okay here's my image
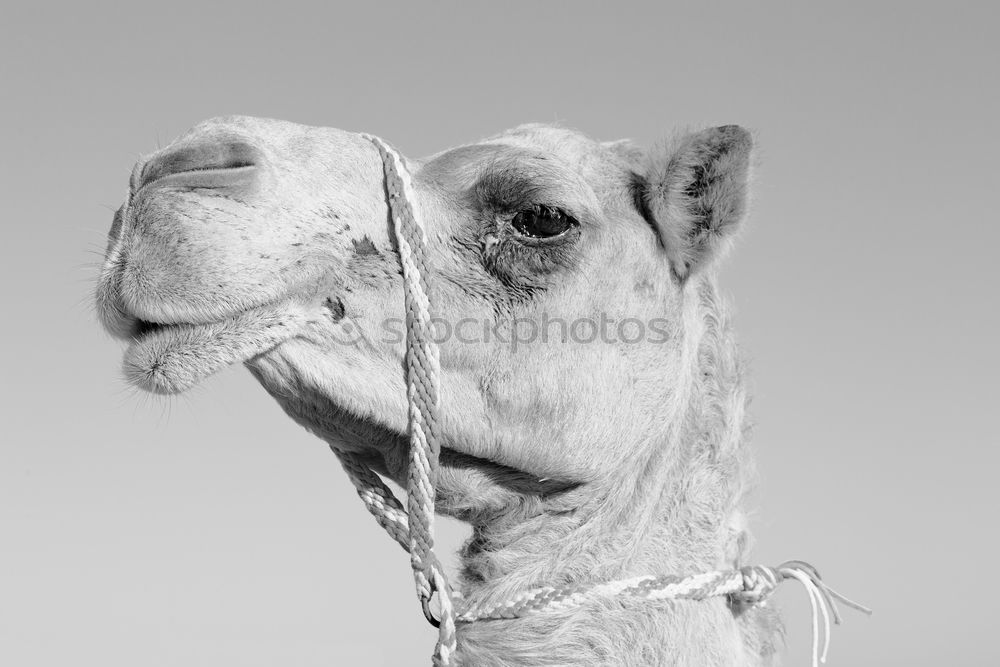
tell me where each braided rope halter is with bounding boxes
[328,134,870,667]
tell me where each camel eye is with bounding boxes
[511,205,577,239]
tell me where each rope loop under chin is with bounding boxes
[327,133,870,667]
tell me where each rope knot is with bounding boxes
[735,564,781,605]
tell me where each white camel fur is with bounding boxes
[98,116,784,665]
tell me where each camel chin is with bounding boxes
[121,302,312,394]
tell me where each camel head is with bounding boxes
[97,116,753,522]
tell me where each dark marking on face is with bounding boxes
[323,296,346,322]
[352,235,380,257]
[634,279,656,298]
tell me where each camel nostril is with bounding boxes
[139,139,260,190]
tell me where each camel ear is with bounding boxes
[643,125,753,279]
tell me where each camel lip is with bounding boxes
[122,302,311,395]
[112,290,289,335]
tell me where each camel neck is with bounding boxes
[451,282,776,665]
[458,442,734,589]
[451,445,760,666]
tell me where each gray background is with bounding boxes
[2,2,996,665]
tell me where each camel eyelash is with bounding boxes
[474,161,580,216]
[478,177,545,213]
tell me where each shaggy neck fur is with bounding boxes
[450,280,780,667]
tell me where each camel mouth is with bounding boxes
[122,302,312,395]
[133,318,167,339]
